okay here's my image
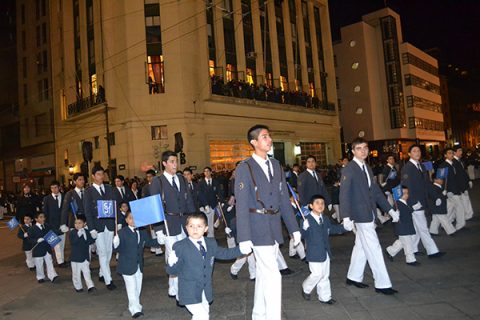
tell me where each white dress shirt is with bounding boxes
[252,153,273,182]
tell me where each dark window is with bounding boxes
[94,136,100,149]
[145,1,164,93]
[42,23,47,44]
[108,132,115,146]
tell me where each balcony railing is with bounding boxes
[67,93,105,118]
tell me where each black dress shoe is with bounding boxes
[384,249,394,262]
[106,282,117,290]
[75,288,84,293]
[99,276,105,283]
[29,267,35,271]
[375,287,398,295]
[429,233,439,237]
[38,279,45,283]
[406,261,421,266]
[51,276,59,283]
[132,312,144,319]
[168,294,176,299]
[280,268,295,276]
[428,251,446,258]
[301,288,311,301]
[155,252,164,257]
[290,254,300,260]
[414,251,425,256]
[320,299,336,305]
[250,278,255,282]
[346,278,369,288]
[88,287,96,293]
[230,272,238,280]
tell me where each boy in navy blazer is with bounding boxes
[113,211,161,319]
[17,215,35,270]
[28,212,59,283]
[167,212,249,319]
[70,216,96,293]
[385,186,419,266]
[43,180,67,267]
[428,178,456,236]
[301,195,348,304]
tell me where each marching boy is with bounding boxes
[28,212,59,283]
[428,178,456,236]
[166,212,250,319]
[17,215,35,270]
[301,195,348,304]
[70,216,96,292]
[113,211,161,319]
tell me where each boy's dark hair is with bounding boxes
[50,180,60,187]
[186,212,208,225]
[386,154,395,161]
[309,194,325,205]
[306,155,316,162]
[444,147,454,155]
[119,201,129,207]
[408,144,421,153]
[351,137,368,149]
[452,145,462,152]
[35,212,45,219]
[247,124,270,147]
[146,169,156,176]
[183,167,193,174]
[75,215,87,223]
[73,173,85,181]
[204,166,212,172]
[401,185,409,190]
[162,150,177,163]
[92,165,104,175]
[115,175,125,181]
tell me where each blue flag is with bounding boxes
[129,195,165,228]
[422,161,433,171]
[387,170,397,180]
[7,217,19,231]
[436,167,448,180]
[97,200,116,218]
[70,200,79,215]
[214,205,223,219]
[298,205,310,217]
[392,185,403,201]
[287,182,298,201]
[45,230,62,248]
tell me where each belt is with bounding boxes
[165,212,185,216]
[249,208,279,215]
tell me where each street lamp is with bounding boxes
[68,165,75,176]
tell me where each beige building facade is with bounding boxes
[50,0,341,181]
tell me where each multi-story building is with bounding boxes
[334,8,445,160]
[50,0,341,182]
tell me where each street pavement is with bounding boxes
[1,183,480,320]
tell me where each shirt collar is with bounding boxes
[252,153,269,167]
[306,168,316,175]
[74,187,83,193]
[399,199,408,205]
[453,156,460,161]
[311,213,323,224]
[387,163,394,168]
[352,157,365,168]
[409,158,420,166]
[189,236,205,248]
[163,171,175,181]
[36,223,43,228]
[128,225,136,232]
[434,183,442,188]
[445,159,453,165]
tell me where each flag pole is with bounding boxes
[19,224,26,233]
[216,202,229,228]
[287,182,306,221]
[114,200,118,236]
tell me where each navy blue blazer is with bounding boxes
[166,237,241,305]
[427,184,447,215]
[394,200,415,236]
[234,157,300,245]
[339,160,392,223]
[69,229,95,262]
[27,223,52,257]
[301,214,345,262]
[400,161,432,209]
[437,161,463,195]
[17,224,33,251]
[453,158,469,192]
[113,186,136,207]
[116,227,159,275]
[149,174,196,236]
[298,170,332,207]
[197,178,223,208]
[84,184,116,233]
[43,193,65,235]
[186,180,200,211]
[381,164,400,192]
[288,172,298,189]
[61,189,85,228]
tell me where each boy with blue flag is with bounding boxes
[17,215,35,270]
[70,215,96,293]
[428,177,456,236]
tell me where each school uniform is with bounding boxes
[301,213,345,302]
[229,216,256,280]
[28,223,58,281]
[115,226,160,316]
[235,154,300,320]
[381,164,400,205]
[401,159,440,255]
[198,177,223,238]
[149,172,196,297]
[339,157,395,290]
[428,183,456,235]
[61,187,85,229]
[43,193,66,265]
[17,223,35,269]
[438,160,467,230]
[186,180,200,212]
[298,169,332,207]
[113,185,136,207]
[454,156,474,220]
[166,236,241,319]
[84,183,116,286]
[386,200,417,263]
[70,228,95,290]
[131,188,141,200]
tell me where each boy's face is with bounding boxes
[186,217,208,240]
[183,171,193,182]
[409,147,421,161]
[92,170,105,184]
[251,129,272,154]
[50,185,59,194]
[306,158,316,170]
[401,188,409,200]
[309,198,325,215]
[125,214,135,227]
[120,203,129,212]
[115,178,124,187]
[387,156,395,165]
[74,219,85,230]
[163,156,178,175]
[203,168,212,179]
[24,216,32,225]
[35,214,46,225]
[352,143,369,161]
[445,150,454,161]
[75,176,85,188]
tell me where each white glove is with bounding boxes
[412,201,422,211]
[342,218,354,231]
[381,182,387,187]
[469,181,473,189]
[447,192,454,199]
[435,199,442,206]
[156,230,166,245]
[168,250,179,266]
[205,205,211,212]
[60,224,69,233]
[199,207,206,213]
[117,224,122,231]
[165,236,174,252]
[239,241,253,255]
[384,191,391,196]
[442,190,447,196]
[302,219,310,231]
[328,204,333,211]
[388,209,400,223]
[37,238,44,243]
[292,231,301,246]
[227,205,233,212]
[23,232,29,238]
[113,235,120,248]
[224,227,232,236]
[90,230,98,239]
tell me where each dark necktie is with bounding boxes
[313,171,319,183]
[80,190,83,199]
[100,186,105,197]
[198,241,206,259]
[189,183,193,192]
[54,195,59,208]
[207,179,211,187]
[172,176,179,192]
[121,187,125,198]
[266,160,273,182]
[416,163,422,172]
[362,164,370,187]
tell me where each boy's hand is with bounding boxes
[168,250,178,266]
[292,231,301,246]
[23,232,29,238]
[224,227,232,236]
[388,209,400,223]
[60,225,69,233]
[328,204,333,211]
[302,220,310,231]
[113,235,120,248]
[435,199,442,206]
[239,241,253,254]
[90,230,98,239]
[156,230,166,245]
[342,218,354,231]
[117,224,122,231]
[37,238,44,243]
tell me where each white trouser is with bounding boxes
[252,243,282,320]
[347,222,392,289]
[185,290,210,320]
[71,260,94,290]
[165,232,186,297]
[53,233,66,264]
[34,252,58,281]
[231,253,256,279]
[333,205,341,223]
[289,238,306,259]
[25,250,35,268]
[412,210,439,255]
[386,235,416,263]
[302,257,331,302]
[96,226,114,285]
[204,207,215,238]
[150,228,163,254]
[122,267,143,316]
[276,250,288,270]
[447,195,466,230]
[429,214,456,235]
[376,208,391,224]
[462,191,474,220]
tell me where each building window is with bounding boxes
[336,77,339,89]
[145,2,164,94]
[337,99,342,111]
[151,125,167,140]
[406,95,442,112]
[38,80,43,101]
[209,140,252,171]
[43,78,49,100]
[36,26,41,47]
[94,136,100,149]
[41,0,46,17]
[404,74,440,94]
[408,117,443,131]
[42,23,47,44]
[402,52,438,76]
[42,50,48,72]
[299,142,327,166]
[108,132,115,146]
[21,4,26,24]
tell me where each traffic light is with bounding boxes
[180,152,186,165]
